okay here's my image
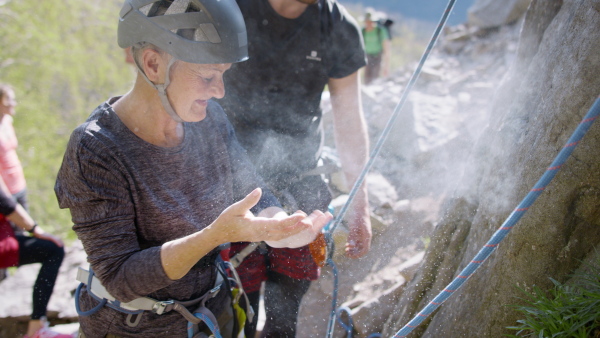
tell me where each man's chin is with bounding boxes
[296,0,319,5]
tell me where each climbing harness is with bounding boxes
[75,266,223,328]
[229,242,262,268]
[75,248,254,338]
[323,0,458,337]
[187,258,250,338]
[391,97,600,337]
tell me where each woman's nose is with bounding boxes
[211,77,226,99]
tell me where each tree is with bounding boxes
[0,0,132,238]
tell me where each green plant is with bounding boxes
[420,236,431,249]
[506,266,600,337]
[0,0,133,241]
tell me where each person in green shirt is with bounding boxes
[362,10,391,84]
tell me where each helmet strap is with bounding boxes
[134,55,185,123]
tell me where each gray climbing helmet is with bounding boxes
[118,0,248,64]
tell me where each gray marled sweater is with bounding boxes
[55,97,278,337]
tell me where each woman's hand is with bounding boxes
[212,188,318,244]
[266,209,333,248]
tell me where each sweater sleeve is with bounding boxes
[55,128,174,302]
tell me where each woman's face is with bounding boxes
[0,88,17,117]
[166,61,231,122]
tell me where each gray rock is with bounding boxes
[382,0,600,336]
[468,0,532,28]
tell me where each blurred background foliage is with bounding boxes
[0,0,429,242]
[0,0,133,240]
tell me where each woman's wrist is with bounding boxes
[27,223,38,234]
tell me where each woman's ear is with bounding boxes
[141,48,165,84]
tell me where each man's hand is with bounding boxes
[345,204,371,258]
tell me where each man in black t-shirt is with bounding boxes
[218,0,372,336]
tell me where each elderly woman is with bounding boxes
[54,0,331,337]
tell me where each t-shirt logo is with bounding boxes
[306,50,322,61]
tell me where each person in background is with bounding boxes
[362,9,391,85]
[54,0,331,337]
[0,84,68,338]
[218,0,372,336]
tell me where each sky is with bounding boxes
[344,0,477,26]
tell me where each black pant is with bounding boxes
[243,271,311,338]
[12,190,65,320]
[17,235,65,319]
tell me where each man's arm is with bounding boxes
[328,71,372,258]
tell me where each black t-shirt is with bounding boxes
[219,0,366,187]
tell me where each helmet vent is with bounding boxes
[164,0,191,15]
[140,3,153,16]
[197,24,221,43]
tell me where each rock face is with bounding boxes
[468,0,532,28]
[382,0,600,337]
[299,0,599,337]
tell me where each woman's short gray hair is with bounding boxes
[130,41,161,68]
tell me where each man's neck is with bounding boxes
[267,0,309,19]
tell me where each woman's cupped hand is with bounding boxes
[213,188,332,247]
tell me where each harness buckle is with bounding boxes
[208,283,221,297]
[152,300,174,315]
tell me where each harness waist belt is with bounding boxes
[76,267,222,315]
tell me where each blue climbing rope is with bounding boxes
[325,233,340,338]
[392,96,600,337]
[187,311,223,338]
[323,1,456,337]
[336,305,354,338]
